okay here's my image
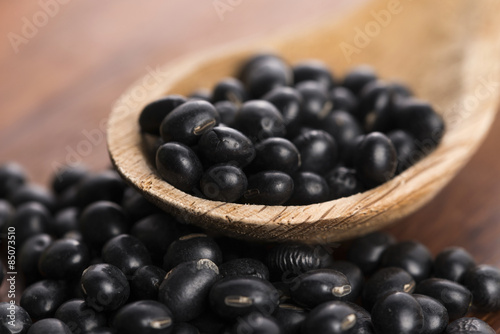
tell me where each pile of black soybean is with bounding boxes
[139,54,445,205]
[1,161,500,334]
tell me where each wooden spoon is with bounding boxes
[108,0,500,244]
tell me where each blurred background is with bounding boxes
[0,0,363,184]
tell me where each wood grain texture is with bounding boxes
[108,0,500,243]
[1,0,500,330]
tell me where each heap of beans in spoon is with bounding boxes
[139,54,445,205]
[0,162,499,333]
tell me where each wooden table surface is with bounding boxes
[1,0,499,331]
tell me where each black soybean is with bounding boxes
[293,130,337,175]
[445,317,495,334]
[295,81,331,126]
[273,304,307,334]
[327,261,364,302]
[9,184,56,212]
[198,127,255,167]
[0,162,27,198]
[55,299,107,333]
[156,142,203,193]
[160,100,219,145]
[371,292,424,334]
[163,234,222,271]
[130,265,167,300]
[415,278,472,320]
[342,65,377,96]
[80,264,130,312]
[462,265,500,312]
[362,267,416,311]
[26,318,72,334]
[329,87,358,114]
[139,95,187,135]
[287,172,329,205]
[321,110,363,148]
[158,259,220,322]
[346,231,395,275]
[380,240,433,282]
[7,201,52,246]
[413,294,449,334]
[289,269,351,309]
[263,86,302,136]
[233,100,286,142]
[344,302,374,334]
[209,276,279,318]
[293,61,335,89]
[354,132,397,188]
[231,312,283,334]
[434,247,476,282]
[214,101,238,126]
[242,55,292,98]
[19,234,53,282]
[0,302,32,334]
[200,165,247,202]
[20,279,69,319]
[249,137,300,174]
[51,164,89,195]
[112,300,174,334]
[102,234,152,277]
[38,238,90,279]
[325,167,363,200]
[243,171,293,205]
[172,323,200,334]
[302,301,357,334]
[51,207,79,238]
[74,171,126,208]
[211,78,247,105]
[387,129,418,174]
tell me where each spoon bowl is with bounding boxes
[108,0,500,243]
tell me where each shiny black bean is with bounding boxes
[113,300,174,334]
[158,259,220,322]
[387,129,418,174]
[364,89,399,133]
[329,87,358,114]
[139,95,187,135]
[287,172,329,205]
[55,299,107,334]
[413,294,449,334]
[51,164,89,195]
[121,188,162,223]
[344,302,374,334]
[19,234,53,283]
[160,100,219,145]
[293,130,337,175]
[80,264,130,312]
[163,234,222,271]
[395,98,445,150]
[295,81,331,126]
[131,213,180,261]
[200,165,248,203]
[380,241,433,282]
[51,207,79,238]
[321,110,363,148]
[20,279,69,319]
[445,317,495,334]
[327,261,364,302]
[209,276,279,318]
[85,327,117,334]
[289,269,351,309]
[171,323,200,334]
[229,313,281,334]
[273,304,307,334]
[233,100,286,142]
[371,292,424,334]
[434,247,476,283]
[156,142,203,193]
[130,265,167,300]
[188,89,211,102]
[325,167,363,200]
[357,80,390,122]
[266,243,334,280]
[249,137,300,174]
[263,86,303,136]
[243,171,293,205]
[7,202,52,246]
[187,310,226,334]
[214,101,238,126]
[346,231,396,275]
[102,234,152,277]
[342,65,377,96]
[212,78,247,105]
[38,238,90,279]
[0,302,32,334]
[0,162,27,198]
[0,200,13,234]
[354,132,397,188]
[242,56,292,98]
[198,127,255,167]
[293,61,335,89]
[415,278,472,320]
[75,171,126,208]
[79,201,129,248]
[302,301,357,334]
[219,258,269,280]
[27,318,72,334]
[9,184,56,212]
[362,267,416,311]
[462,265,500,312]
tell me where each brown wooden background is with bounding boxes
[0,0,499,331]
